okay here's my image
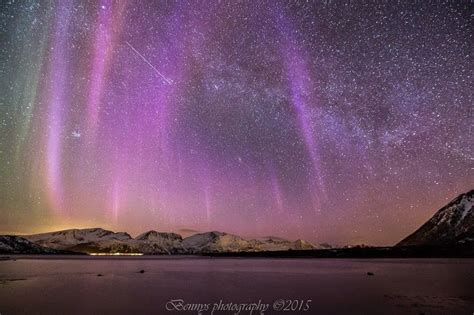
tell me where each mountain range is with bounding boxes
[0,228,317,255]
[1,189,472,255]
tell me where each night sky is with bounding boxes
[0,0,472,245]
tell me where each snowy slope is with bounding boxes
[182,231,251,253]
[250,236,316,251]
[182,232,316,253]
[134,231,185,254]
[398,190,474,246]
[24,228,133,250]
[0,236,64,254]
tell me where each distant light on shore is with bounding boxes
[88,253,143,256]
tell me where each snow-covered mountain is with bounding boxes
[14,228,316,254]
[22,228,146,254]
[136,231,182,242]
[251,236,316,251]
[182,232,316,253]
[23,228,133,249]
[134,231,185,254]
[0,236,66,254]
[398,190,474,246]
[182,231,252,253]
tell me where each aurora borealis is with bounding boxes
[0,0,472,245]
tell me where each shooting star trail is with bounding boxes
[125,41,173,85]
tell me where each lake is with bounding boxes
[0,257,473,314]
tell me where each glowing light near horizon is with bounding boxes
[89,253,144,256]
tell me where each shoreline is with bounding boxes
[2,245,474,260]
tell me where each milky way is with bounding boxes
[0,0,472,245]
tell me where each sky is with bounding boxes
[0,0,472,246]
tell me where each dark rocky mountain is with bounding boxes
[398,190,473,246]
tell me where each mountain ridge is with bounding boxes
[397,190,474,246]
[2,228,319,255]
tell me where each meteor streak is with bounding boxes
[125,41,173,85]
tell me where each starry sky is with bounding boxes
[0,0,472,245]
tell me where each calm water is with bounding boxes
[0,257,473,315]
